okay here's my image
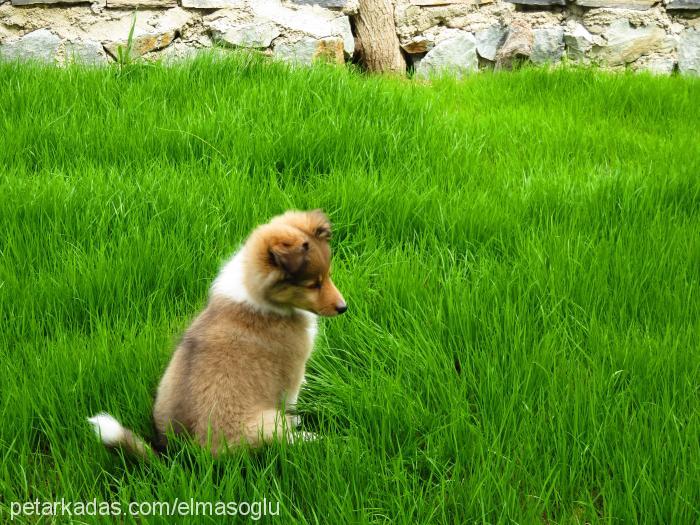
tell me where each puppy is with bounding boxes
[89,210,346,457]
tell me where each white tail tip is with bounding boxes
[87,412,125,447]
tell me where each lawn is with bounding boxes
[1,55,699,523]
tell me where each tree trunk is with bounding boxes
[351,0,406,74]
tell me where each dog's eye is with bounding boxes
[307,281,322,290]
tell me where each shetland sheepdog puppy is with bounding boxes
[89,209,346,457]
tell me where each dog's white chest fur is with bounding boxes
[300,310,319,347]
[212,249,319,348]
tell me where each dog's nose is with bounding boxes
[335,303,347,315]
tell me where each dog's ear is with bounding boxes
[309,209,332,241]
[269,239,309,275]
[314,224,331,241]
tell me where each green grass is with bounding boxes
[1,55,699,524]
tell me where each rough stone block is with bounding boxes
[667,0,700,9]
[209,21,281,49]
[274,37,345,64]
[290,0,349,7]
[64,40,109,65]
[250,0,354,55]
[576,0,655,9]
[564,22,593,62]
[636,56,676,74]
[0,28,60,63]
[531,27,564,64]
[591,20,666,66]
[476,25,506,62]
[496,20,533,69]
[106,0,176,7]
[504,0,565,6]
[396,3,483,41]
[415,31,478,79]
[181,0,245,8]
[401,36,433,54]
[332,16,354,55]
[678,29,700,76]
[104,32,176,59]
[11,0,84,5]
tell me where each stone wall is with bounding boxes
[399,0,700,76]
[0,0,698,75]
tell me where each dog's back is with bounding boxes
[154,297,316,451]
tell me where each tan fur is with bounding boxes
[120,428,152,458]
[150,209,346,454]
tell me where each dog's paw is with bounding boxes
[288,430,318,444]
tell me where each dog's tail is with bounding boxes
[87,412,156,460]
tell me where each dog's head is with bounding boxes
[246,210,346,317]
